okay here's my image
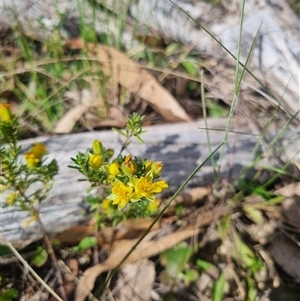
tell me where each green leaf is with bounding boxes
[165,43,181,56]
[31,246,48,267]
[161,244,194,278]
[181,60,198,76]
[243,205,264,224]
[0,245,11,257]
[73,236,97,253]
[0,288,19,301]
[183,269,199,285]
[206,99,229,117]
[212,271,225,301]
[134,135,144,144]
[112,128,126,137]
[196,259,213,272]
[231,228,263,272]
[253,186,272,200]
[246,277,258,301]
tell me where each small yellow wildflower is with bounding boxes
[89,154,102,169]
[0,103,12,122]
[30,143,46,159]
[108,162,120,176]
[101,198,116,216]
[132,176,168,202]
[101,198,113,210]
[108,181,133,210]
[147,199,161,213]
[24,153,40,169]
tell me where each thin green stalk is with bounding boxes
[217,0,247,177]
[167,0,293,118]
[200,70,218,179]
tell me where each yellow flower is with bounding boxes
[147,199,161,213]
[108,162,120,176]
[101,198,113,210]
[108,181,133,210]
[24,152,40,169]
[132,176,168,202]
[101,198,116,215]
[145,160,164,178]
[0,103,12,122]
[30,143,46,159]
[89,154,102,169]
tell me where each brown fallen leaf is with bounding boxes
[274,182,300,198]
[54,103,91,133]
[282,198,300,228]
[115,259,155,301]
[84,107,127,129]
[267,231,300,282]
[75,227,200,301]
[66,39,191,123]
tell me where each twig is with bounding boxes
[0,236,64,301]
[34,209,68,301]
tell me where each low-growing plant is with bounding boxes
[69,113,168,228]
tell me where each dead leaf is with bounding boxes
[53,89,96,134]
[75,227,199,301]
[66,39,191,123]
[85,107,127,129]
[53,104,91,134]
[267,232,300,282]
[275,182,300,198]
[282,198,300,228]
[115,259,155,301]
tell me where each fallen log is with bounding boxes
[1,118,299,249]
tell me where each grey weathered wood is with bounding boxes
[0,118,299,248]
[0,0,299,248]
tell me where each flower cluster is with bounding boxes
[24,143,47,169]
[0,104,58,210]
[71,140,169,210]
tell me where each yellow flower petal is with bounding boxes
[24,153,40,169]
[30,143,47,159]
[133,177,168,202]
[108,162,120,175]
[109,181,133,210]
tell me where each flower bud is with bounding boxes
[121,155,137,175]
[92,140,103,155]
[108,162,120,176]
[0,104,12,122]
[89,154,102,169]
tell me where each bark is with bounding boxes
[0,0,299,248]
